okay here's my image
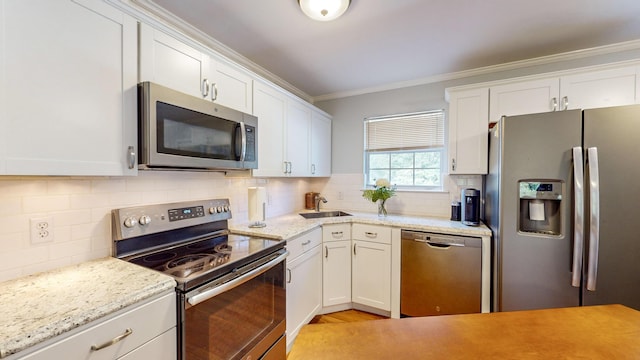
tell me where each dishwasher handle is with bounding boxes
[402,230,479,248]
[414,237,464,248]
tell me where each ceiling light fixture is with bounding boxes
[298,0,351,21]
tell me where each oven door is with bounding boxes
[179,250,288,360]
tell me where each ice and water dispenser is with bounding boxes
[518,180,562,235]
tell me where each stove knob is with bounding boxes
[124,217,138,228]
[217,206,223,213]
[223,205,230,212]
[209,207,217,214]
[139,215,151,226]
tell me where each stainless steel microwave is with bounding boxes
[138,82,258,170]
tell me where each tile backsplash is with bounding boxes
[0,171,481,282]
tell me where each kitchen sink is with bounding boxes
[299,211,352,219]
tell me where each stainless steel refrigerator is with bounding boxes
[485,104,640,312]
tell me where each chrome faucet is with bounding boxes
[314,195,327,212]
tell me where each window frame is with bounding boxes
[363,110,445,191]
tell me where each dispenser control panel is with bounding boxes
[519,181,562,200]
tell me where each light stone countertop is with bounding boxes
[230,209,492,240]
[0,257,176,358]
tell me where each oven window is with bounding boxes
[157,102,239,160]
[184,262,286,360]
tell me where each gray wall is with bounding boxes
[316,47,640,174]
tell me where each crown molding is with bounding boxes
[313,39,640,102]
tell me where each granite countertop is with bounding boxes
[0,257,176,358]
[230,209,492,240]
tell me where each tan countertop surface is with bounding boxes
[288,304,640,359]
[0,257,176,358]
[230,209,491,240]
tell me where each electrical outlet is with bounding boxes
[30,217,54,244]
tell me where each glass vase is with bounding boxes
[377,199,387,217]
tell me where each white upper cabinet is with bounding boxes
[489,78,559,123]
[310,111,332,177]
[560,65,638,110]
[139,23,208,99]
[447,88,489,174]
[139,23,253,113]
[252,81,287,177]
[285,98,312,177]
[0,0,138,176]
[207,58,253,113]
[253,79,329,177]
[489,64,639,123]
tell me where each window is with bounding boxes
[364,110,445,190]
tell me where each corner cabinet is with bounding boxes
[17,292,176,360]
[351,224,392,312]
[322,224,352,307]
[447,87,489,175]
[310,111,332,177]
[286,228,322,351]
[0,0,138,176]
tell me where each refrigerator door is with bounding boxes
[582,105,640,310]
[497,110,582,311]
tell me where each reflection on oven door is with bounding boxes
[185,263,286,360]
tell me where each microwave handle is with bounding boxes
[239,122,247,162]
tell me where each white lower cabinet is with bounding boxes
[352,239,392,312]
[322,224,352,307]
[286,228,322,351]
[18,292,176,360]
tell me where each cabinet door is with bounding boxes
[139,23,208,99]
[252,81,286,176]
[323,240,352,307]
[352,240,391,311]
[447,88,489,174]
[489,78,560,122]
[286,99,311,177]
[286,245,322,349]
[310,111,332,177]
[560,66,638,110]
[208,58,254,113]
[0,0,137,176]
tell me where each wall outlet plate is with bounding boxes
[30,217,54,244]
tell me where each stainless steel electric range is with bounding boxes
[112,198,288,360]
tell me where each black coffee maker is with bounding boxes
[461,188,480,226]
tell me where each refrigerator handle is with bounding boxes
[571,147,585,288]
[586,147,600,291]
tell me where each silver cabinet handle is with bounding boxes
[353,243,357,255]
[286,268,292,284]
[288,162,292,174]
[331,231,343,238]
[311,164,316,174]
[325,245,328,258]
[202,78,210,97]
[451,158,456,171]
[586,147,600,291]
[365,232,378,238]
[571,147,585,287]
[301,240,311,246]
[91,328,133,351]
[551,97,558,111]
[127,146,136,169]
[211,82,218,101]
[562,96,569,110]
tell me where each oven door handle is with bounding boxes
[187,250,289,307]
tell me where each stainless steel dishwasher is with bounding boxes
[401,229,482,316]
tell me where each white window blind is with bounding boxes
[365,110,445,152]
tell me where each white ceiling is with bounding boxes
[146,0,640,99]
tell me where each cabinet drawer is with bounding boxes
[322,224,351,242]
[20,293,176,360]
[287,228,322,260]
[352,224,391,244]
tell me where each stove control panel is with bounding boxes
[112,198,232,241]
